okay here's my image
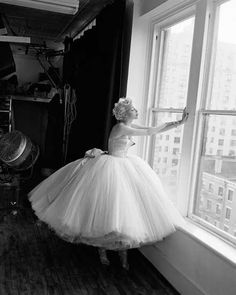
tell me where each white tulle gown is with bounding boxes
[29,136,185,250]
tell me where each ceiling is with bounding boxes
[0,0,113,49]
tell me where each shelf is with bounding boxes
[12,95,52,103]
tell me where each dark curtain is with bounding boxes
[63,0,133,161]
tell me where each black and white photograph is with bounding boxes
[0,0,235,294]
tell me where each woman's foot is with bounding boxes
[119,250,129,270]
[98,248,110,266]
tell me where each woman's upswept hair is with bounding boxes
[112,97,133,121]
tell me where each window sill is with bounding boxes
[177,218,236,266]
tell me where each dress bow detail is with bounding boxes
[80,148,108,166]
[84,148,106,158]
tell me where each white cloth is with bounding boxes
[29,137,185,250]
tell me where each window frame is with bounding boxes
[187,0,236,246]
[145,0,236,246]
[145,6,197,208]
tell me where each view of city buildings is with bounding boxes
[152,18,194,203]
[151,14,236,238]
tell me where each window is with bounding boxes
[147,0,236,244]
[217,149,222,156]
[219,128,225,136]
[209,183,213,192]
[227,190,233,202]
[229,150,235,156]
[191,0,236,244]
[216,204,221,214]
[218,139,224,146]
[225,208,231,220]
[165,146,169,152]
[149,15,195,204]
[231,129,236,136]
[173,148,179,155]
[207,200,212,210]
[174,137,180,143]
[218,187,223,197]
[172,159,178,166]
[230,140,236,147]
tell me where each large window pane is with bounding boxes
[194,115,236,237]
[157,17,195,108]
[152,112,184,204]
[208,0,236,110]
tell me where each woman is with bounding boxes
[29,97,188,270]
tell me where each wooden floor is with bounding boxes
[0,208,180,295]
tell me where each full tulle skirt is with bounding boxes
[29,154,185,250]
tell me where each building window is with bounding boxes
[218,139,224,146]
[174,137,180,143]
[207,200,212,210]
[229,150,235,156]
[230,140,236,147]
[218,187,224,196]
[225,208,231,220]
[165,146,168,152]
[209,183,213,192]
[172,159,178,166]
[219,128,225,135]
[216,204,221,214]
[231,129,236,136]
[173,148,179,155]
[227,190,233,202]
[217,150,223,156]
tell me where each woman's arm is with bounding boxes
[152,107,189,133]
[131,123,149,129]
[118,108,189,137]
[118,124,168,137]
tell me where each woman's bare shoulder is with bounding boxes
[109,123,127,139]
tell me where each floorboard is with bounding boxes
[0,208,180,295]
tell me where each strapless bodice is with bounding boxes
[108,137,135,157]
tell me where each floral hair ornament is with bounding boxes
[112,97,133,121]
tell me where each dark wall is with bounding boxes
[63,0,133,161]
